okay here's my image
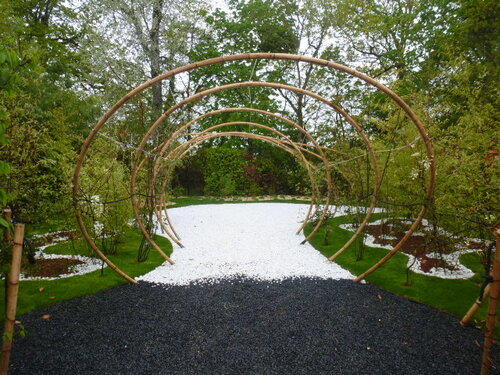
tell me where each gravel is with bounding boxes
[138,203,361,285]
[10,278,498,375]
[9,203,498,373]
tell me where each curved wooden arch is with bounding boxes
[130,81,383,259]
[73,53,435,284]
[152,121,322,246]
[149,106,337,237]
[148,103,379,251]
[150,108,331,237]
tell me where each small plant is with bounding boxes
[323,228,331,246]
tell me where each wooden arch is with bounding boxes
[73,53,435,284]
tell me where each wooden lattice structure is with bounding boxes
[73,53,436,284]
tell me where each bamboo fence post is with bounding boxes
[0,224,25,375]
[2,210,12,243]
[461,284,491,326]
[480,229,500,375]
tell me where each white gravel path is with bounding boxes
[138,203,354,285]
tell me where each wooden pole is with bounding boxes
[461,284,491,326]
[480,229,500,375]
[0,223,25,374]
[2,210,12,243]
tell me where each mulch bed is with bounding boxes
[22,258,85,278]
[9,278,498,374]
[363,221,486,273]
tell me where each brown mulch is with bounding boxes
[363,222,463,273]
[22,258,84,278]
[24,230,83,278]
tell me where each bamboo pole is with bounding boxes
[461,284,491,326]
[135,154,178,263]
[135,157,185,249]
[480,229,500,375]
[133,158,184,252]
[0,224,25,374]
[150,107,328,236]
[131,81,382,251]
[155,129,321,242]
[2,210,12,243]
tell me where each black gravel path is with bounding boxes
[9,278,499,374]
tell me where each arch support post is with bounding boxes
[0,223,25,374]
[480,228,500,375]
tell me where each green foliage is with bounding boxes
[79,138,133,252]
[1,76,83,223]
[0,46,20,229]
[228,0,300,53]
[324,0,499,234]
[174,144,311,197]
[0,0,100,225]
[0,49,20,92]
[203,147,250,196]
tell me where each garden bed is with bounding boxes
[340,218,489,279]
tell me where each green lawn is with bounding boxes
[304,213,489,325]
[0,229,172,320]
[3,196,308,320]
[170,195,311,207]
[3,199,489,330]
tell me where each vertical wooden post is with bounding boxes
[0,223,24,375]
[480,228,500,375]
[2,210,12,243]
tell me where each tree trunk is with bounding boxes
[150,0,164,120]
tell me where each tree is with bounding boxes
[0,0,100,224]
[0,47,19,229]
[83,0,209,118]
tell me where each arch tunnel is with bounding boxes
[72,53,436,284]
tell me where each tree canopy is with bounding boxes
[0,0,497,237]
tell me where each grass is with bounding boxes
[170,195,311,208]
[24,218,75,236]
[169,199,491,327]
[0,228,172,321]
[4,197,490,330]
[304,213,489,325]
[3,196,306,320]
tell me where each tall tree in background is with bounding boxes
[0,0,99,223]
[84,0,208,118]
